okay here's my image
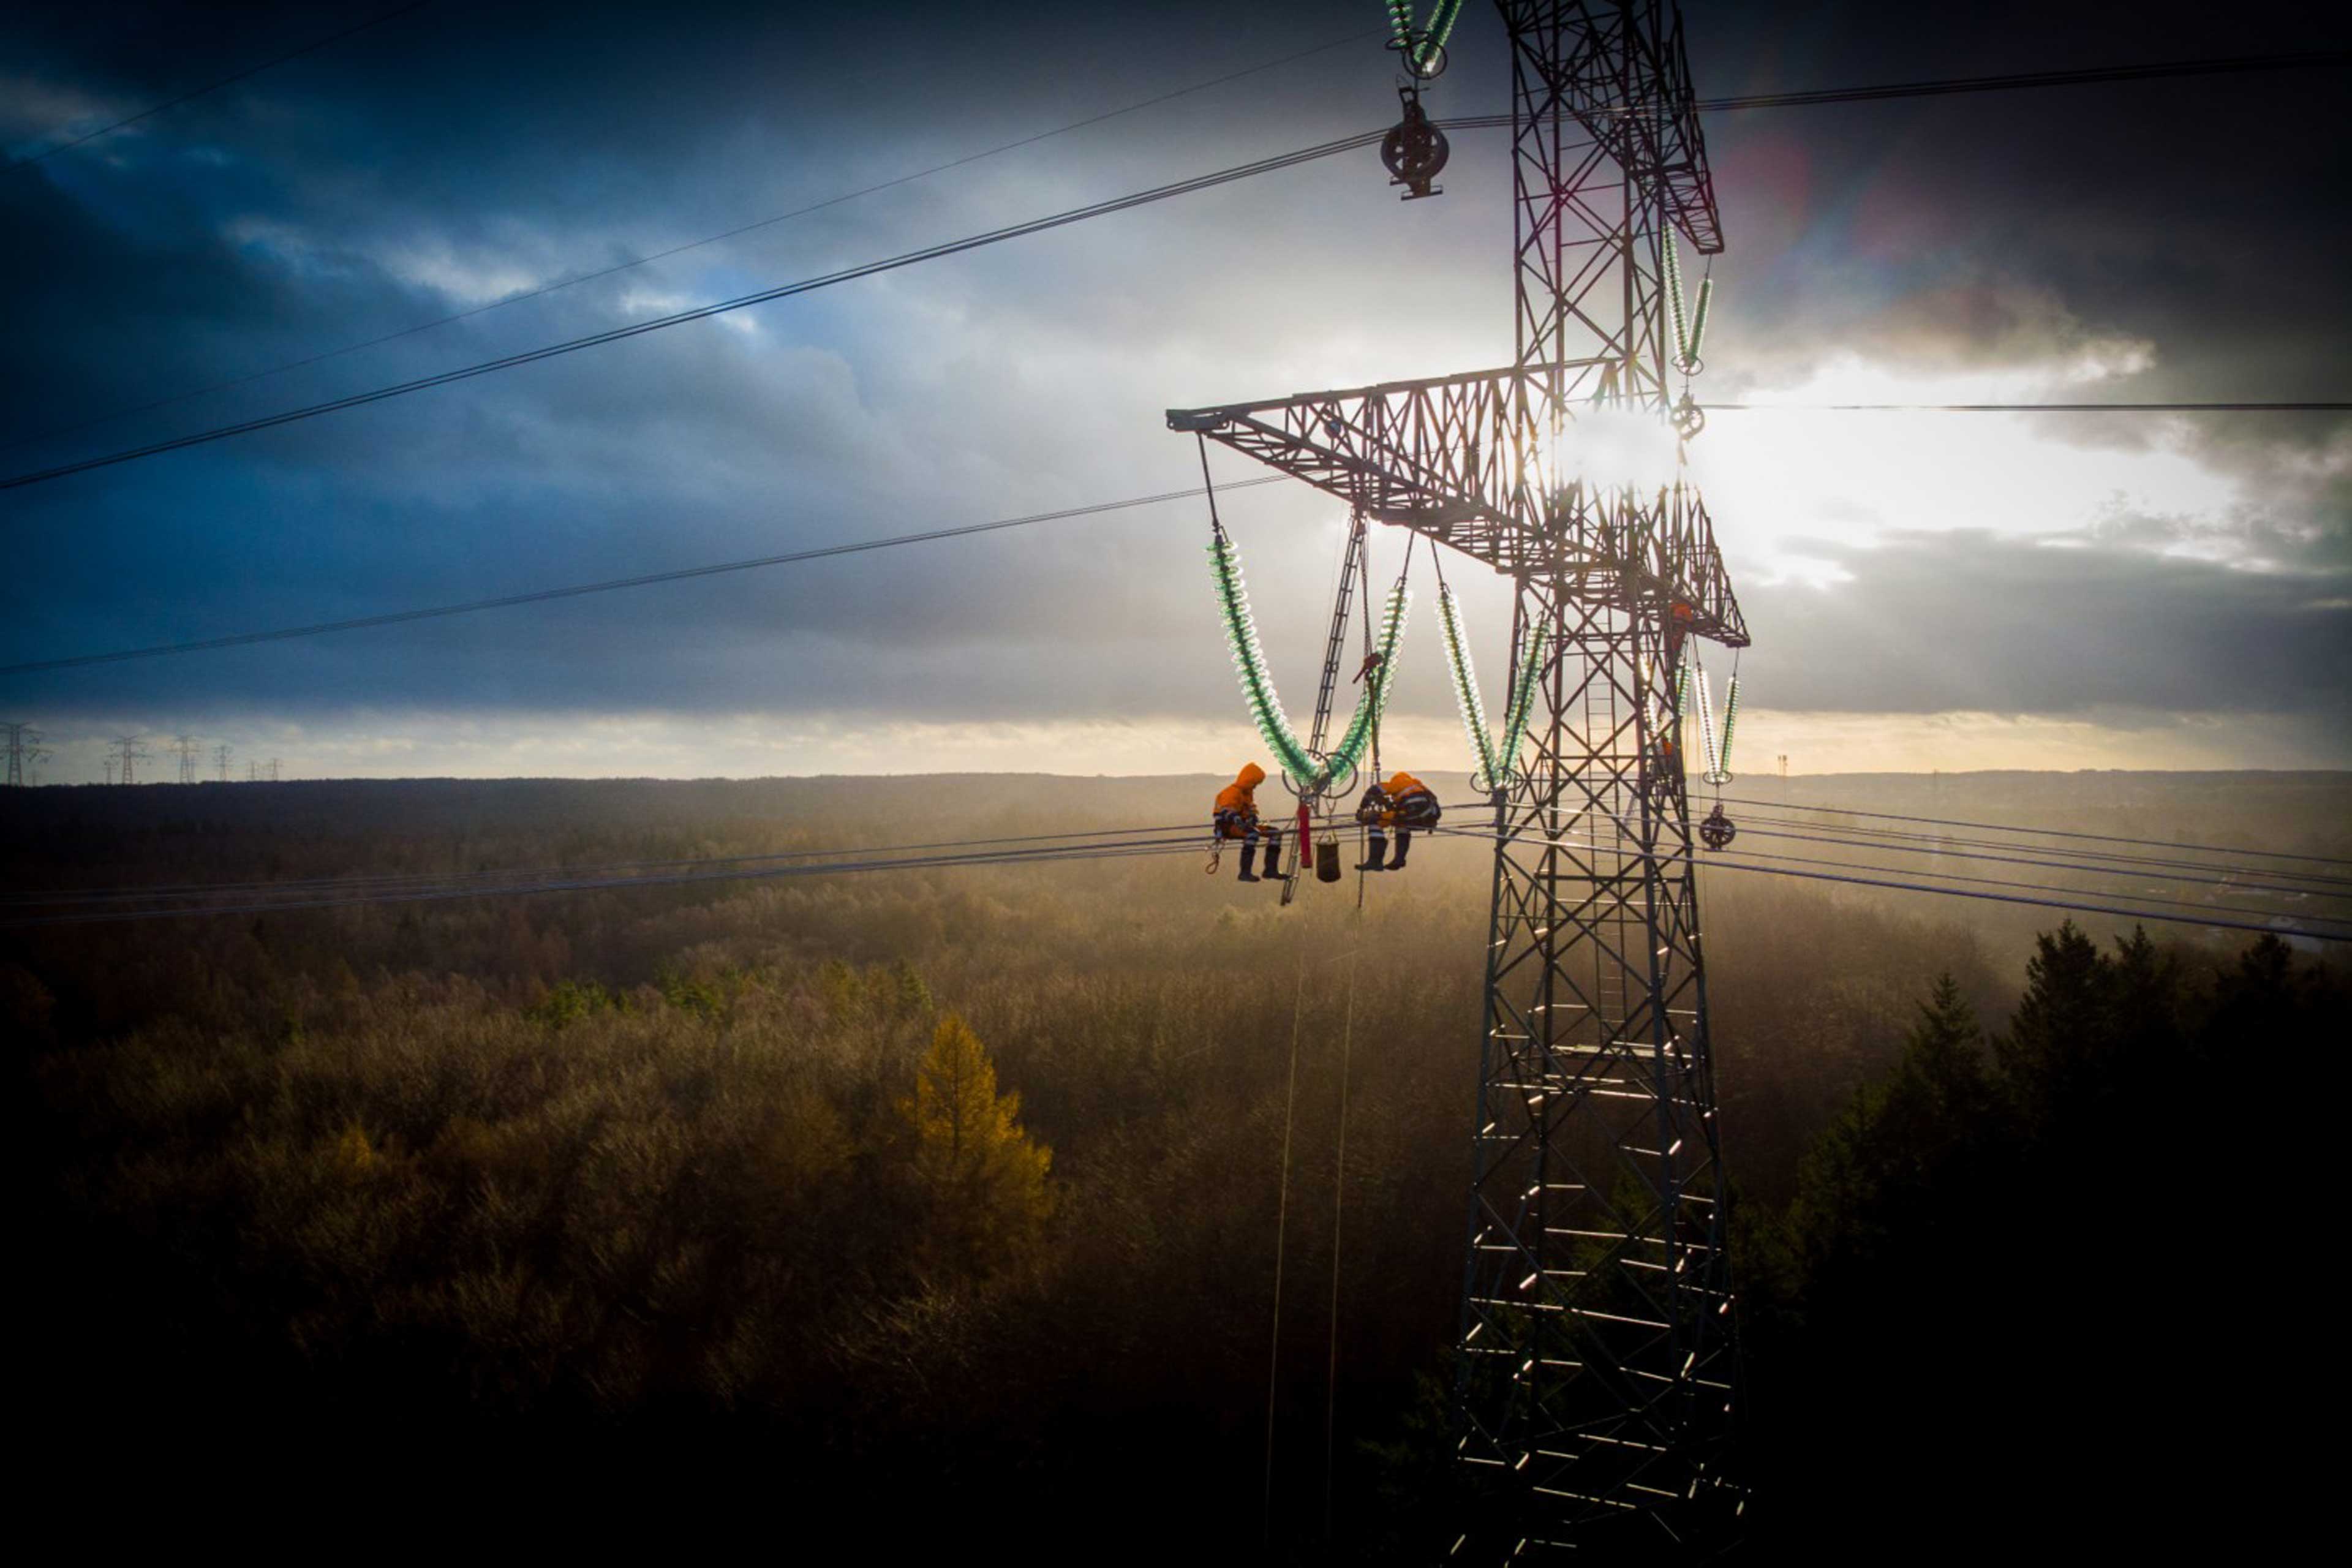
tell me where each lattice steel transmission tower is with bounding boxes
[1169,2,1743,1551]
[111,734,150,786]
[172,734,201,785]
[214,742,233,782]
[4,722,47,786]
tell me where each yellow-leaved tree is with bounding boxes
[900,1013,1052,1276]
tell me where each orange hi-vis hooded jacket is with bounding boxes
[1214,763,1267,837]
[1370,771,1439,829]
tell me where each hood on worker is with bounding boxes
[1385,771,1422,794]
[1236,763,1266,790]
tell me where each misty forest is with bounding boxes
[13,771,2343,1558]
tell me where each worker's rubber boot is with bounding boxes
[1263,843,1286,886]
[1357,834,1389,872]
[1389,831,1412,871]
[1237,842,1261,883]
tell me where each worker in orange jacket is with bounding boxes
[1354,769,1441,871]
[1213,762,1285,884]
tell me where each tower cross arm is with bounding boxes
[1167,359,1745,645]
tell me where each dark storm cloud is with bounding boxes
[2,0,2346,747]
[1744,529,2350,718]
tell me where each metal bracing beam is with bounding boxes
[1168,368,1747,646]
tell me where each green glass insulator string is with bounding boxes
[1716,669,1741,782]
[1385,0,1464,77]
[1208,533,1318,785]
[1662,236,1714,371]
[1208,530,1411,794]
[1498,623,1547,770]
[1438,581,1548,790]
[1683,652,1741,785]
[1664,238,1692,368]
[1695,660,1722,781]
[1438,584,1500,783]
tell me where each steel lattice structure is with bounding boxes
[1168,2,1744,1551]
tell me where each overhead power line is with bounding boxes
[1438,824,2351,944]
[1716,793,2352,869]
[11,47,2343,494]
[1697,49,2352,108]
[14,799,2332,915]
[1688,820,2351,905]
[0,827,1225,928]
[0,475,1283,676]
[1706,401,2348,413]
[1444,796,2352,905]
[1702,848,2348,943]
[6,29,1379,455]
[1714,808,2352,891]
[0,129,1392,494]
[17,810,2345,937]
[1431,48,2350,124]
[0,815,1254,906]
[5,2,436,170]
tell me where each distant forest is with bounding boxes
[11,772,2346,1558]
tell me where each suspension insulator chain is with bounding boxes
[1208,531,1410,796]
[1384,0,1464,78]
[1716,671,1741,782]
[1439,582,1548,793]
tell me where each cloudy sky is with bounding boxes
[3,0,2346,782]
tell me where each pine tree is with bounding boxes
[1995,920,2115,1130]
[1779,972,1992,1285]
[2204,932,2299,1052]
[900,1014,1052,1276]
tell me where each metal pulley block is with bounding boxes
[1700,804,1736,850]
[1381,86,1449,201]
[1674,391,1707,439]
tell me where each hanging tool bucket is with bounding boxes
[1316,840,1342,882]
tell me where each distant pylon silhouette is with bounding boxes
[3,719,48,785]
[4,722,48,786]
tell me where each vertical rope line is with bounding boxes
[1196,433,1223,537]
[1322,942,1359,1544]
[1264,932,1311,1549]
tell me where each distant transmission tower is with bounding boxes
[214,742,233,782]
[268,757,282,782]
[104,758,116,786]
[111,734,149,785]
[3,722,47,786]
[172,733,200,785]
